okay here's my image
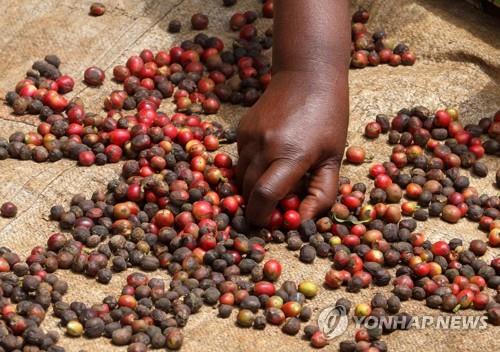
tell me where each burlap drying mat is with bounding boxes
[0,0,499,351]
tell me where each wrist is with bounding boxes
[269,69,348,98]
[273,55,349,77]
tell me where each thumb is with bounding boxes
[299,159,340,220]
[246,159,309,227]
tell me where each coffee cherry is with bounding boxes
[262,1,274,18]
[168,19,182,33]
[89,3,106,16]
[346,146,366,164]
[298,281,319,298]
[78,151,96,166]
[263,259,282,281]
[0,202,17,218]
[441,204,461,223]
[283,210,301,230]
[66,320,83,337]
[191,13,209,30]
[365,122,382,139]
[84,66,105,86]
[311,331,329,348]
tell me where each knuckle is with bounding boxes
[309,188,328,205]
[317,156,341,171]
[328,154,343,166]
[315,192,332,208]
[262,130,276,145]
[264,141,306,162]
[253,182,280,202]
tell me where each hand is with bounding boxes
[237,70,348,227]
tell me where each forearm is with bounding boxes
[273,0,351,76]
[237,1,351,224]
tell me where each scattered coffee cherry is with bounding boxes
[66,320,84,337]
[298,281,319,298]
[166,329,184,350]
[56,75,75,93]
[191,13,209,30]
[263,259,282,281]
[346,146,366,164]
[84,66,105,86]
[441,204,461,223]
[230,13,247,30]
[78,150,96,166]
[469,239,487,256]
[45,54,61,67]
[472,161,488,177]
[1,202,17,218]
[168,19,182,33]
[490,228,500,247]
[282,317,301,335]
[89,2,106,16]
[352,7,369,23]
[262,0,274,18]
[365,121,382,139]
[355,303,372,316]
[299,245,316,263]
[237,309,255,327]
[311,331,329,348]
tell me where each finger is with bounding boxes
[292,176,307,195]
[236,120,250,155]
[242,155,268,202]
[247,159,309,227]
[236,134,246,155]
[299,159,340,220]
[235,147,254,190]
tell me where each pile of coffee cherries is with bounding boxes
[2,4,416,163]
[344,107,499,235]
[106,31,272,115]
[0,139,322,351]
[328,294,408,352]
[5,55,73,117]
[227,3,416,69]
[0,252,69,352]
[1,50,238,165]
[3,91,499,351]
[349,8,416,68]
[2,22,274,165]
[316,108,499,349]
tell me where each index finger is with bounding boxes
[246,159,309,227]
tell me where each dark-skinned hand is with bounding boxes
[237,70,348,226]
[236,0,350,227]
